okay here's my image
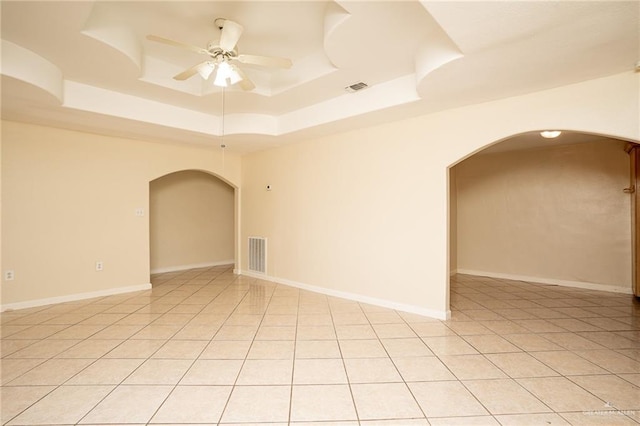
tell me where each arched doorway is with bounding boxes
[449,131,635,302]
[149,170,235,278]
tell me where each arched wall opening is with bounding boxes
[235,71,637,320]
[448,130,637,309]
[149,169,236,278]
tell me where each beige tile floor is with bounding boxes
[1,266,639,425]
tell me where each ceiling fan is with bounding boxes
[147,18,292,91]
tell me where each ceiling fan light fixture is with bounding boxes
[148,18,287,91]
[540,130,562,139]
[197,62,215,80]
[214,61,242,87]
[229,65,243,85]
[213,69,227,87]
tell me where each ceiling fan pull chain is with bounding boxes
[221,86,225,140]
[220,86,226,173]
[221,143,226,173]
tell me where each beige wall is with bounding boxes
[454,139,631,291]
[1,121,240,308]
[449,167,457,275]
[241,72,639,318]
[150,170,234,272]
[1,72,638,314]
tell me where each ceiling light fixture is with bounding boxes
[148,18,290,92]
[540,130,562,139]
[197,62,215,80]
[214,60,242,87]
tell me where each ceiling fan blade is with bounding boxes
[233,66,256,91]
[239,78,255,91]
[219,19,243,51]
[146,34,209,55]
[173,61,209,80]
[236,54,292,69]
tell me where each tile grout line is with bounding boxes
[327,299,362,425]
[436,282,555,421]
[363,303,430,423]
[216,275,279,424]
[452,276,638,421]
[141,267,241,425]
[0,267,201,426]
[69,266,233,425]
[286,282,301,425]
[1,270,638,425]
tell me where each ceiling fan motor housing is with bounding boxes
[207,41,237,60]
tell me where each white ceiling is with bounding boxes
[1,1,638,154]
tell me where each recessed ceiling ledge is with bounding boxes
[63,81,216,135]
[224,114,279,136]
[278,74,420,135]
[0,39,64,103]
[80,2,142,71]
[414,37,463,98]
[62,81,280,137]
[323,1,351,68]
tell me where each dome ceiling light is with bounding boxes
[540,130,562,139]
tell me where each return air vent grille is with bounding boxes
[248,237,267,274]
[345,82,369,93]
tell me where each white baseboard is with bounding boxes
[239,270,450,320]
[151,260,235,274]
[0,283,152,312]
[455,269,633,295]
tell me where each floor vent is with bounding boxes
[248,237,267,274]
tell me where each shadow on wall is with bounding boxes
[150,170,235,276]
[449,131,633,293]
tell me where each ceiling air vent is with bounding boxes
[345,82,369,93]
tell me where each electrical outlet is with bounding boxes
[4,270,15,281]
[95,261,103,272]
[135,208,144,217]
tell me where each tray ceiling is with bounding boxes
[1,1,638,153]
